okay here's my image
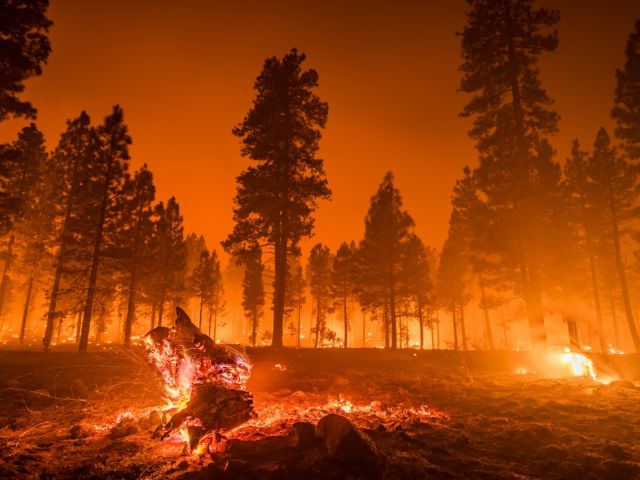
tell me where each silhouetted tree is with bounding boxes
[357,172,415,349]
[587,128,640,352]
[207,249,225,340]
[0,125,47,329]
[331,241,357,348]
[223,49,331,348]
[0,0,51,121]
[242,246,264,346]
[612,19,640,160]
[148,197,187,328]
[460,0,560,350]
[121,165,155,345]
[191,250,214,330]
[78,105,131,352]
[43,112,100,349]
[403,235,432,350]
[15,135,57,343]
[562,140,609,352]
[285,255,306,347]
[307,243,333,348]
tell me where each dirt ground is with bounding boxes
[0,347,639,479]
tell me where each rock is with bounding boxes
[316,414,377,463]
[287,421,318,448]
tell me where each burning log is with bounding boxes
[144,307,254,450]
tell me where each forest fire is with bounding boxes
[559,348,597,380]
[143,307,254,452]
[139,308,446,456]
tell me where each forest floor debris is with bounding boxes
[0,348,639,479]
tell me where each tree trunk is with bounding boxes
[452,305,458,350]
[43,262,63,350]
[343,295,348,348]
[609,288,620,349]
[19,276,34,344]
[272,229,286,348]
[150,303,156,331]
[479,284,495,350]
[607,184,640,352]
[158,294,165,327]
[362,311,366,347]
[314,299,321,348]
[56,317,63,344]
[436,310,440,349]
[459,304,468,351]
[418,298,424,350]
[212,311,217,341]
[296,295,301,347]
[199,298,204,330]
[582,218,607,352]
[79,153,115,353]
[389,276,397,349]
[519,252,547,350]
[75,311,82,344]
[252,309,257,347]
[506,1,546,351]
[124,209,145,346]
[123,268,138,347]
[0,234,16,330]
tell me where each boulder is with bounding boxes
[316,414,376,463]
[287,421,318,448]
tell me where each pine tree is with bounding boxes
[307,243,333,348]
[330,241,357,348]
[242,246,265,346]
[223,49,331,347]
[562,140,609,352]
[286,257,306,347]
[42,112,100,350]
[0,124,47,329]
[612,19,640,160]
[78,105,131,352]
[0,0,51,121]
[191,249,214,330]
[207,249,225,340]
[148,197,187,328]
[587,128,640,352]
[459,0,561,350]
[357,172,415,349]
[121,165,155,345]
[402,235,432,350]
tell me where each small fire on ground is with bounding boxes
[98,307,447,457]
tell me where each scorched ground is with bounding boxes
[0,348,639,479]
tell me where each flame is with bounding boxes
[560,348,596,380]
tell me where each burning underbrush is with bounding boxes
[0,343,639,479]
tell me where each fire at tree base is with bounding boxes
[144,307,254,450]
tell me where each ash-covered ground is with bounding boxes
[0,348,639,479]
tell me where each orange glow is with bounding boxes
[0,1,635,256]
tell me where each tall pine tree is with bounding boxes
[223,49,331,347]
[459,0,561,350]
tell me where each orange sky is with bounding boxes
[1,0,638,260]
